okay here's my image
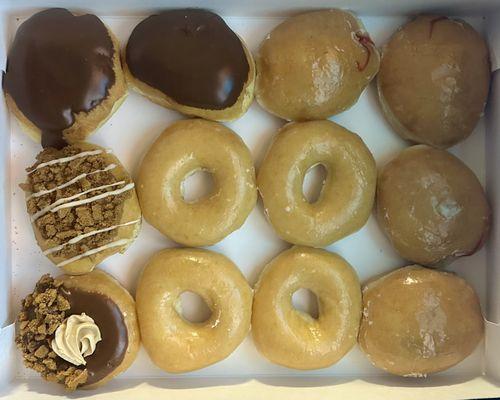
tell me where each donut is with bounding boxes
[16,270,140,390]
[124,9,255,121]
[378,15,490,148]
[258,120,376,247]
[255,9,380,121]
[359,265,484,377]
[252,246,361,369]
[22,142,141,275]
[3,8,126,149]
[377,145,489,266]
[136,119,256,246]
[136,248,252,373]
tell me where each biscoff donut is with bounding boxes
[252,246,361,370]
[258,120,376,247]
[359,265,484,377]
[136,119,257,246]
[136,248,252,373]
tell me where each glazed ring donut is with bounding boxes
[136,248,253,373]
[252,246,361,369]
[258,120,376,247]
[137,119,257,246]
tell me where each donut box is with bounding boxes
[1,1,500,399]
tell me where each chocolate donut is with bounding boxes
[124,9,255,121]
[3,8,127,148]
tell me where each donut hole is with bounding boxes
[291,288,319,319]
[302,163,327,204]
[176,291,212,323]
[181,169,215,203]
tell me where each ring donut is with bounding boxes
[252,246,361,369]
[258,120,376,247]
[137,119,257,246]
[136,248,253,373]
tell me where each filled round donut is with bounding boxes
[125,9,255,121]
[136,248,252,373]
[377,145,489,266]
[136,119,257,246]
[258,120,376,247]
[359,265,484,377]
[252,246,361,369]
[22,142,142,275]
[16,270,140,390]
[378,15,490,148]
[256,9,380,121]
[3,8,127,149]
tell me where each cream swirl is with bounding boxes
[51,313,102,366]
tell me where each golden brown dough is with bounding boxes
[256,9,380,121]
[252,246,361,369]
[378,15,490,148]
[136,248,252,373]
[359,265,484,377]
[377,145,489,266]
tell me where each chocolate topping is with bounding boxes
[126,9,249,110]
[3,8,116,149]
[62,287,128,385]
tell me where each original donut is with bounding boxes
[136,248,253,373]
[258,120,376,247]
[252,246,361,369]
[136,119,257,246]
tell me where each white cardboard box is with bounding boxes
[1,1,500,399]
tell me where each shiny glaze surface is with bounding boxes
[258,120,376,247]
[126,9,249,110]
[378,15,490,148]
[252,246,361,370]
[136,119,257,246]
[377,145,489,266]
[359,265,484,376]
[136,248,252,373]
[3,8,116,148]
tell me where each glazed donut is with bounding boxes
[378,15,490,148]
[252,246,361,369]
[377,145,489,266]
[125,9,255,121]
[4,8,127,149]
[136,248,252,373]
[136,119,257,246]
[359,265,484,377]
[22,142,141,275]
[16,270,140,390]
[256,9,379,121]
[258,120,376,247]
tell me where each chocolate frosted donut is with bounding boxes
[125,9,255,121]
[16,271,140,390]
[3,8,127,148]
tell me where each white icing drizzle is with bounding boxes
[43,219,141,256]
[27,149,112,174]
[27,163,117,200]
[30,181,127,222]
[56,238,132,267]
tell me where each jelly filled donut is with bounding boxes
[136,248,252,373]
[136,119,257,246]
[256,9,379,121]
[378,15,490,148]
[22,143,141,275]
[16,270,140,390]
[377,145,489,266]
[125,9,255,121]
[258,120,376,247]
[359,265,484,377]
[252,246,361,369]
[3,8,127,149]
